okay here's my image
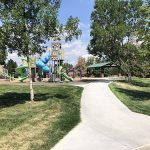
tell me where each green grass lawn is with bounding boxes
[0,84,83,150]
[109,77,150,116]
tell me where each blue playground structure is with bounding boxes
[36,53,51,73]
[16,41,73,82]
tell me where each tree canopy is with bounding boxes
[0,49,7,65]
[88,0,149,80]
[5,59,17,74]
[0,0,82,57]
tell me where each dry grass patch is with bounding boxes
[0,84,83,150]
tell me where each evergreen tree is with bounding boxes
[5,59,17,74]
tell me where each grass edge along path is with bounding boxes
[0,84,83,150]
[109,77,150,116]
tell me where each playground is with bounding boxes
[0,44,150,150]
[0,41,75,84]
[0,0,149,149]
[0,77,150,150]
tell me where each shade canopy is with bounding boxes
[87,62,117,68]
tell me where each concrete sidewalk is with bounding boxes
[51,81,150,150]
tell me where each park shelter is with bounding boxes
[87,62,119,77]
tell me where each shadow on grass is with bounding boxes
[81,79,110,83]
[116,88,150,101]
[0,91,72,108]
[0,92,50,108]
[131,80,150,87]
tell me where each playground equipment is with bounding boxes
[58,66,73,81]
[47,41,73,82]
[16,57,36,82]
[36,53,51,73]
[16,40,73,82]
[16,65,28,81]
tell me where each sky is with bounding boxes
[7,0,94,65]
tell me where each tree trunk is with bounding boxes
[27,57,34,101]
[127,68,131,83]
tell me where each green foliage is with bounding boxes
[0,0,82,57]
[0,0,59,56]
[0,49,7,65]
[138,0,150,51]
[120,43,138,74]
[64,16,82,42]
[5,59,17,74]
[62,62,73,72]
[86,56,95,67]
[85,56,103,67]
[0,26,8,65]
[105,67,120,76]
[88,0,130,61]
[75,56,87,74]
[88,0,149,79]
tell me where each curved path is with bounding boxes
[51,81,150,150]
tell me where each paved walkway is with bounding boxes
[51,81,150,150]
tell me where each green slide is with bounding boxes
[61,72,73,81]
[16,65,28,82]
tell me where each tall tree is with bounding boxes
[75,56,86,74]
[0,50,7,65]
[86,56,95,67]
[0,26,7,65]
[0,0,81,101]
[88,0,144,81]
[137,0,150,76]
[5,59,17,74]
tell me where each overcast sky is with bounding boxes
[7,0,94,65]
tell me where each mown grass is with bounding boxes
[109,77,150,116]
[0,84,83,150]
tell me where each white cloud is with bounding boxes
[79,22,90,30]
[82,54,93,60]
[62,40,88,65]
[79,22,91,43]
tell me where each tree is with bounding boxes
[86,56,95,67]
[62,62,73,74]
[0,0,82,101]
[137,0,150,77]
[0,26,7,65]
[138,0,150,50]
[94,57,102,64]
[0,50,7,65]
[5,59,17,74]
[75,56,86,74]
[88,0,144,82]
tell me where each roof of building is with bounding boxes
[87,62,116,68]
